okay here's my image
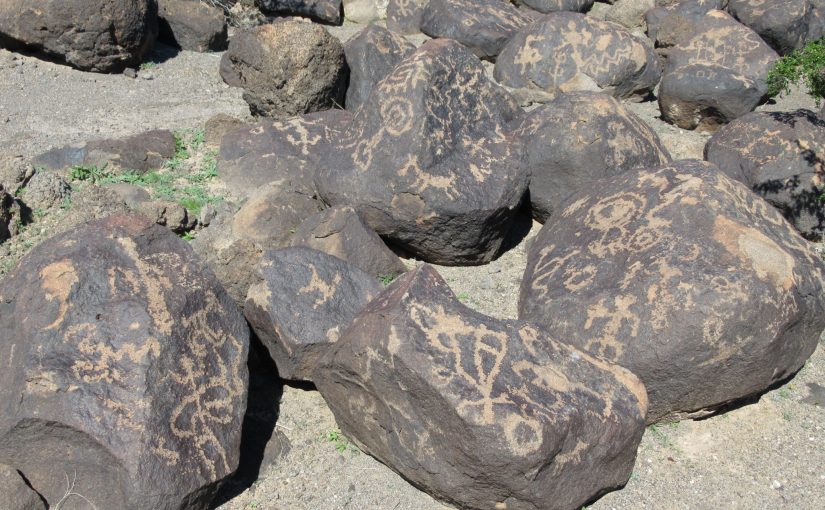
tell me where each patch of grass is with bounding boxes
[457,292,470,302]
[323,429,359,455]
[139,61,156,71]
[767,37,825,105]
[778,388,791,399]
[69,164,111,184]
[378,274,398,286]
[180,231,196,241]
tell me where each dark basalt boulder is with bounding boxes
[509,91,671,222]
[0,213,249,509]
[158,0,228,52]
[291,205,408,279]
[519,160,825,423]
[658,9,778,131]
[419,0,533,61]
[256,0,343,24]
[645,0,727,51]
[727,0,816,55]
[514,0,594,13]
[245,247,382,381]
[494,12,661,100]
[34,130,177,173]
[0,0,157,73]
[316,39,529,266]
[315,265,648,510]
[386,0,427,34]
[705,109,825,240]
[344,25,415,112]
[0,464,45,510]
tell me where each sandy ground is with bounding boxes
[0,18,823,510]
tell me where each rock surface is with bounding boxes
[34,130,176,173]
[386,0,426,34]
[316,39,528,265]
[158,0,228,52]
[220,21,348,117]
[0,464,45,510]
[245,247,382,381]
[646,0,726,51]
[0,0,157,73]
[516,0,594,13]
[256,0,344,24]
[705,109,825,240]
[344,25,415,112]
[316,264,648,510]
[0,213,249,509]
[727,0,816,55]
[509,91,671,222]
[519,160,825,423]
[494,12,661,100]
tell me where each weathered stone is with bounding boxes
[705,109,825,240]
[316,265,648,510]
[658,10,778,131]
[495,12,661,100]
[316,39,528,265]
[0,464,45,510]
[292,205,407,278]
[386,0,426,34]
[727,0,815,55]
[0,213,249,509]
[0,154,34,195]
[344,25,415,112]
[0,0,157,73]
[645,0,726,50]
[204,114,248,148]
[158,0,228,52]
[219,21,348,117]
[103,183,152,209]
[136,200,197,233]
[245,247,382,381]
[344,0,387,23]
[515,0,594,13]
[592,0,655,29]
[19,171,70,211]
[256,0,343,24]
[34,130,177,173]
[519,160,825,423]
[217,110,350,198]
[420,0,532,61]
[509,91,671,222]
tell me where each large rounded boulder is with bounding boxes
[519,160,825,423]
[705,109,825,240]
[316,39,529,266]
[344,25,415,112]
[494,12,661,100]
[315,265,648,510]
[256,0,343,25]
[220,20,348,117]
[727,0,819,55]
[0,213,249,509]
[509,91,671,222]
[0,0,157,72]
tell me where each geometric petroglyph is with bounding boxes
[344,25,415,112]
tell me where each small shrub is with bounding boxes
[767,37,825,105]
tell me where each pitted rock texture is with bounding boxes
[316,39,528,266]
[0,0,157,73]
[256,0,343,24]
[727,0,817,55]
[20,171,71,211]
[0,186,25,242]
[193,181,323,308]
[658,9,778,131]
[291,205,408,278]
[515,0,594,13]
[386,0,427,34]
[0,464,45,510]
[34,130,177,173]
[315,265,648,510]
[494,12,661,99]
[519,160,825,423]
[217,110,351,197]
[344,25,415,112]
[0,213,250,509]
[509,91,671,222]
[245,247,382,381]
[158,0,228,52]
[705,109,825,240]
[645,0,727,50]
[419,0,532,61]
[219,21,348,117]
[590,0,655,29]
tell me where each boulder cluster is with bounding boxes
[2,1,825,510]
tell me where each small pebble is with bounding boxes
[772,480,783,490]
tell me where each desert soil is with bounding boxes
[0,19,823,510]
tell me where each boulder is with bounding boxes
[315,265,648,510]
[386,0,427,34]
[494,12,661,100]
[658,10,778,131]
[419,0,533,61]
[519,160,825,423]
[344,0,388,23]
[19,171,71,211]
[344,25,415,112]
[0,0,157,73]
[0,213,249,509]
[727,0,815,55]
[0,154,34,195]
[245,247,382,381]
[34,130,177,173]
[204,114,248,148]
[509,91,671,222]
[0,186,25,242]
[591,0,655,29]
[315,39,528,265]
[291,205,408,278]
[256,0,343,24]
[514,0,594,13]
[645,0,726,50]
[219,21,348,117]
[0,464,45,510]
[158,0,228,52]
[705,109,825,240]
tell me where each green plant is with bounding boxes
[378,274,397,286]
[180,231,196,241]
[324,429,359,454]
[767,37,825,105]
[457,292,470,302]
[139,61,156,71]
[69,164,111,184]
